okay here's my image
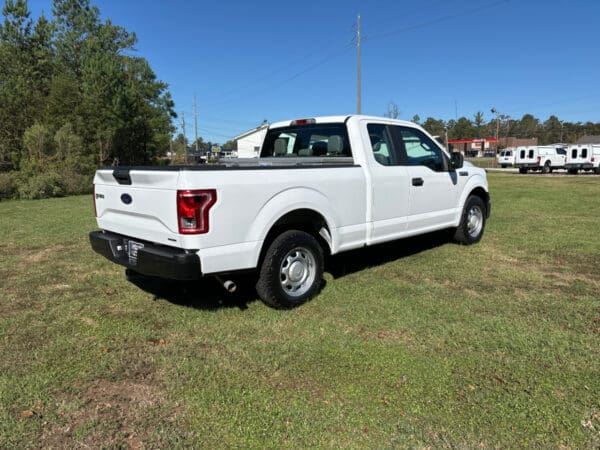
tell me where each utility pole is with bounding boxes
[181,111,187,163]
[491,107,500,153]
[444,125,449,151]
[356,14,361,114]
[193,94,199,152]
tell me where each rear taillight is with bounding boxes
[592,156,596,163]
[536,156,541,164]
[177,189,217,234]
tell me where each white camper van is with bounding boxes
[515,146,566,174]
[497,148,516,168]
[565,144,600,174]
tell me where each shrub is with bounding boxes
[0,172,18,200]
[18,172,65,200]
[60,170,93,196]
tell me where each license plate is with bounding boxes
[128,240,144,265]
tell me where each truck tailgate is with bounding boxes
[94,169,182,246]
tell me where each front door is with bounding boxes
[390,126,464,232]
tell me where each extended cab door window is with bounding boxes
[391,126,448,171]
[367,123,397,165]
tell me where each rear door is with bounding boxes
[363,121,410,244]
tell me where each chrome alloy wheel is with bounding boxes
[279,246,316,297]
[467,205,484,238]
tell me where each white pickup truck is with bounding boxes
[90,115,491,308]
[515,145,567,174]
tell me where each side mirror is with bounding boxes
[450,152,464,170]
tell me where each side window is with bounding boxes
[528,149,534,158]
[581,148,588,158]
[557,148,566,156]
[367,124,395,166]
[572,148,577,158]
[390,126,446,171]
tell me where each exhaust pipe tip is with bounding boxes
[223,280,237,293]
[215,276,237,293]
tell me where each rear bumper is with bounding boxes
[565,163,591,169]
[89,230,201,280]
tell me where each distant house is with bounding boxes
[235,124,268,158]
[576,135,600,145]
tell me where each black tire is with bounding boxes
[568,168,578,175]
[541,161,550,174]
[519,167,528,174]
[256,230,324,309]
[501,164,507,168]
[454,195,487,245]
[595,166,600,175]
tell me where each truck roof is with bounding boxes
[268,115,418,129]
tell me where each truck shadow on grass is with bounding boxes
[126,273,259,311]
[326,229,454,278]
[126,229,454,311]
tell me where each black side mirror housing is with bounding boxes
[450,152,464,170]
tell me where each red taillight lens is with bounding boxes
[536,156,541,164]
[177,189,217,234]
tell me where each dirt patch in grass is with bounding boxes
[39,378,175,448]
[19,243,71,265]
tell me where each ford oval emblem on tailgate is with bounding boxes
[121,193,132,205]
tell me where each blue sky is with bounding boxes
[26,0,600,143]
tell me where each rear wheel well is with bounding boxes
[259,209,332,267]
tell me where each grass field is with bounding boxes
[1,173,599,448]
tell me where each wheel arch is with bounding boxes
[456,178,490,224]
[257,208,332,272]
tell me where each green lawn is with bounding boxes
[1,173,599,448]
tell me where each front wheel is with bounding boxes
[256,230,324,309]
[519,167,528,174]
[454,196,487,245]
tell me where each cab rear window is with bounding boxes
[260,123,352,158]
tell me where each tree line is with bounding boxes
[386,103,600,146]
[0,0,175,199]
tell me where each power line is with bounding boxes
[367,0,509,41]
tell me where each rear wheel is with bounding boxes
[454,196,487,245]
[256,230,324,309]
[568,168,578,175]
[519,167,528,174]
[595,166,600,175]
[541,161,551,174]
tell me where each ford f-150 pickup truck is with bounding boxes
[90,115,491,308]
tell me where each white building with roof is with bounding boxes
[235,124,269,158]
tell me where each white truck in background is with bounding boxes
[497,148,516,168]
[90,115,491,309]
[565,144,600,174]
[515,145,567,174]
